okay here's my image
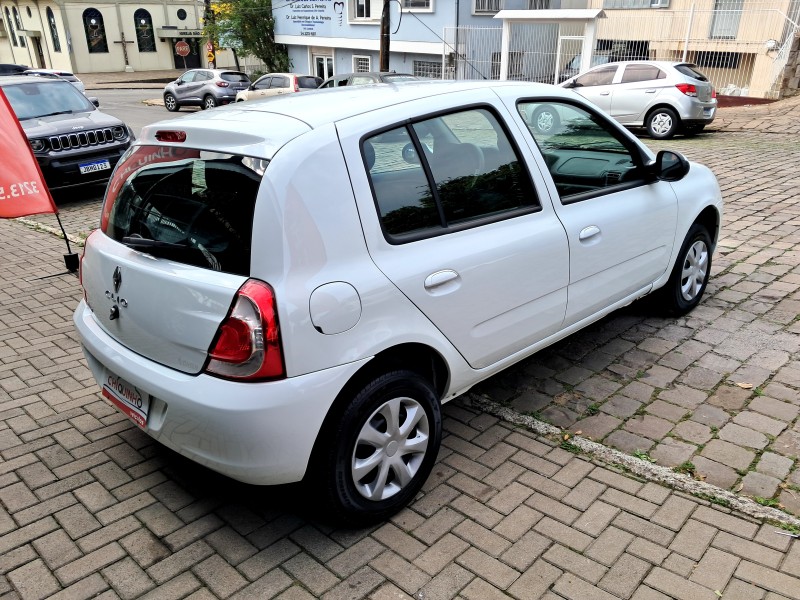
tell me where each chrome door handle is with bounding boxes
[579,225,601,241]
[424,270,458,290]
[645,89,656,93]
[600,92,610,96]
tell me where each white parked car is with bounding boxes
[235,73,322,102]
[23,69,86,94]
[74,81,723,524]
[556,61,717,139]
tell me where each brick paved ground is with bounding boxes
[2,90,800,598]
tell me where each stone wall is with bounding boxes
[779,34,800,98]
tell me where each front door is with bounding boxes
[314,55,333,79]
[32,37,45,68]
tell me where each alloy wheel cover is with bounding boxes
[351,396,430,501]
[680,239,709,301]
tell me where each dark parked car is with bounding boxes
[163,69,251,111]
[318,71,418,88]
[0,64,29,76]
[0,75,133,190]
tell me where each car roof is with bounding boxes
[0,75,70,86]
[588,60,693,69]
[139,80,573,157]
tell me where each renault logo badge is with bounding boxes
[112,266,122,293]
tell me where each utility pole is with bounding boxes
[204,0,215,68]
[379,0,390,72]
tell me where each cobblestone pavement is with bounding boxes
[2,92,800,598]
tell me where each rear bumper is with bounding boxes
[73,299,369,485]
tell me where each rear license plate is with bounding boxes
[703,108,713,117]
[102,371,149,428]
[79,159,111,174]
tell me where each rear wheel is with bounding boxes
[530,105,561,134]
[202,95,218,110]
[164,93,179,112]
[646,107,679,139]
[315,370,442,526]
[657,223,712,316]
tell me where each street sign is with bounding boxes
[206,51,215,62]
[175,41,190,57]
[206,41,214,52]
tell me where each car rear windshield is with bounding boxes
[297,76,321,89]
[675,64,708,82]
[221,72,249,83]
[101,145,265,276]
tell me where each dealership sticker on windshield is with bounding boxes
[79,159,111,175]
[102,371,149,428]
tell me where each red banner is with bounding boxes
[0,88,57,218]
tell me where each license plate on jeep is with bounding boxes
[79,159,111,175]
[102,371,149,428]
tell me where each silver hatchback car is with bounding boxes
[163,69,251,111]
[555,61,717,139]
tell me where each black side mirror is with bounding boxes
[655,150,690,182]
[88,97,100,107]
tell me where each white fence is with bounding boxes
[444,3,800,98]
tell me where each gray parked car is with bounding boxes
[554,61,717,139]
[163,69,251,111]
[318,71,418,88]
[0,75,133,190]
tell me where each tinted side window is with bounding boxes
[351,75,376,85]
[272,76,289,89]
[575,65,617,87]
[253,76,272,90]
[298,76,321,89]
[675,64,709,81]
[179,72,196,83]
[518,101,643,201]
[364,107,540,239]
[621,64,665,83]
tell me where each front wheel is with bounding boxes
[164,93,179,112]
[657,223,712,316]
[315,370,442,526]
[202,95,218,110]
[646,107,679,139]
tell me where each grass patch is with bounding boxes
[673,461,696,476]
[633,450,656,463]
[754,496,783,508]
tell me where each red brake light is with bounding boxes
[676,83,698,97]
[712,88,717,99]
[294,79,299,92]
[155,130,187,143]
[205,279,284,381]
[216,81,229,87]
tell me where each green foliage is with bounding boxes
[673,461,696,476]
[206,0,289,72]
[633,450,656,463]
[754,496,782,508]
[560,440,582,453]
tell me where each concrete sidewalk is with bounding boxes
[2,81,800,599]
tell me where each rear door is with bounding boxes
[610,63,669,123]
[337,92,570,370]
[269,75,290,96]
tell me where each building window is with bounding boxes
[26,7,31,17]
[177,8,187,20]
[413,60,442,78]
[4,8,19,46]
[403,0,431,9]
[353,55,371,72]
[695,51,741,69]
[357,0,370,17]
[12,7,25,47]
[475,0,502,13]
[134,9,156,52]
[528,0,549,7]
[83,8,109,53]
[47,8,61,52]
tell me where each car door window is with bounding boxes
[518,101,645,202]
[574,65,617,87]
[351,75,376,85]
[271,76,289,89]
[621,64,666,83]
[253,76,271,90]
[364,107,540,240]
[179,72,196,83]
[194,71,212,82]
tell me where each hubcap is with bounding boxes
[537,112,555,132]
[651,113,673,135]
[351,396,429,501]
[680,240,709,301]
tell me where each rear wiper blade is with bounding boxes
[121,236,188,249]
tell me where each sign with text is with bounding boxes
[274,0,343,38]
[0,89,57,218]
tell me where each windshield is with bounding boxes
[102,145,265,276]
[2,81,94,120]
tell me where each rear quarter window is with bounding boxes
[101,146,266,276]
[675,64,709,81]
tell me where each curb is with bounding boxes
[468,392,800,530]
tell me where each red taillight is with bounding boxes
[155,130,187,143]
[676,83,698,97]
[216,81,229,87]
[712,88,717,99]
[294,79,299,92]
[205,279,284,381]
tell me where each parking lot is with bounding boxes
[2,91,800,599]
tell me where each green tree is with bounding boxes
[206,0,289,72]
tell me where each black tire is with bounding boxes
[164,93,180,112]
[646,107,679,139]
[657,223,712,316]
[315,370,442,526]
[202,95,218,110]
[530,105,561,134]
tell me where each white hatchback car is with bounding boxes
[74,81,723,524]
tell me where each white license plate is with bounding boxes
[79,159,111,175]
[703,108,713,117]
[102,371,150,428]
